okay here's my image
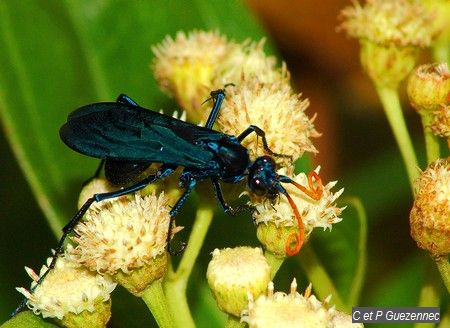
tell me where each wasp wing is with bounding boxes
[60,102,223,170]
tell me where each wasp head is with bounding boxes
[247,155,280,199]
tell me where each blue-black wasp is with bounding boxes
[14,89,323,314]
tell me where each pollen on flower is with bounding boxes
[339,0,439,48]
[410,157,450,255]
[68,192,181,275]
[16,255,116,320]
[241,280,362,328]
[218,77,319,162]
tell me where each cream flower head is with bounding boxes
[242,280,362,328]
[16,255,116,321]
[152,30,234,123]
[251,167,344,257]
[207,247,271,317]
[218,77,318,162]
[68,192,179,275]
[410,157,450,256]
[339,0,440,88]
[339,0,438,48]
[214,39,289,87]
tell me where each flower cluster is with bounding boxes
[16,29,347,326]
[152,30,318,162]
[18,183,179,323]
[152,30,343,258]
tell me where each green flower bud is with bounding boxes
[407,63,450,114]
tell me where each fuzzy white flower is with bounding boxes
[339,0,438,48]
[218,78,318,162]
[152,30,234,123]
[249,167,344,257]
[242,280,362,328]
[68,192,180,275]
[253,167,344,231]
[214,39,289,87]
[16,255,115,320]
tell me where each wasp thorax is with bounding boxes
[248,156,278,198]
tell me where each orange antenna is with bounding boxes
[284,192,304,256]
[279,171,324,256]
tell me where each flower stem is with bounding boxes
[435,255,450,293]
[298,244,347,312]
[421,113,440,165]
[264,251,284,279]
[165,204,215,328]
[432,39,450,66]
[376,85,419,192]
[141,279,174,328]
[413,262,441,328]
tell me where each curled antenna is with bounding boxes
[277,171,324,255]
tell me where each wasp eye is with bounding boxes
[250,178,267,196]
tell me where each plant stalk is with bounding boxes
[435,255,450,293]
[141,279,174,328]
[421,113,440,165]
[165,204,215,328]
[376,86,419,192]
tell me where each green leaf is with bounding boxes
[1,311,58,328]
